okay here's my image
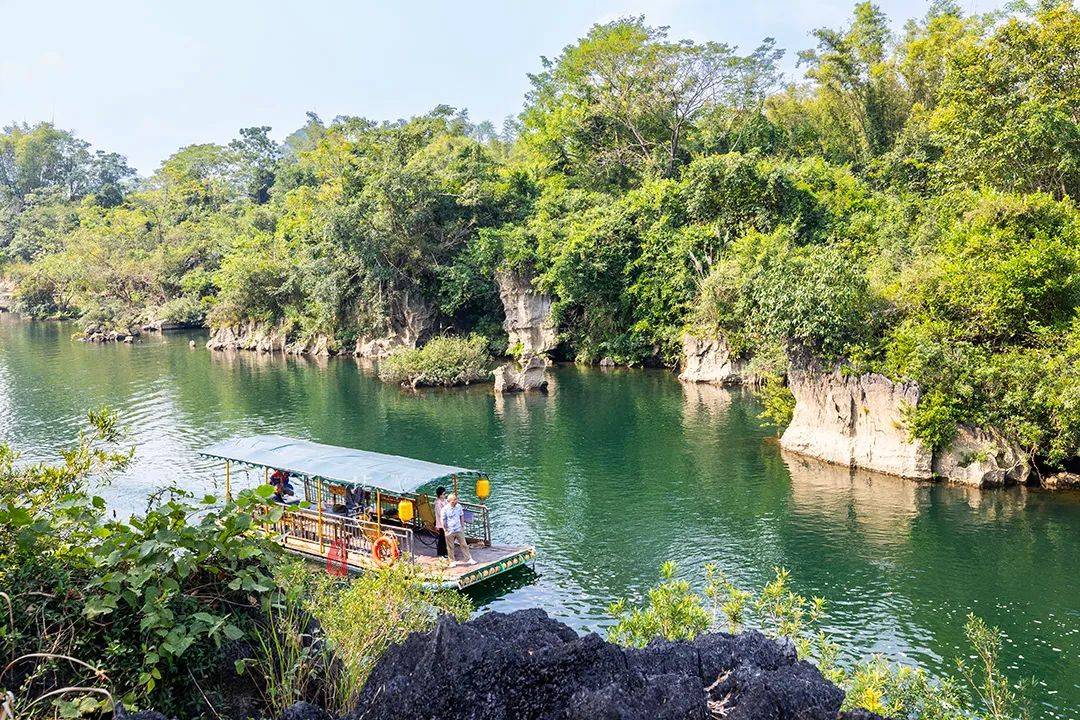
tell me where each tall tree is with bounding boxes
[929,2,1080,198]
[0,122,93,205]
[522,17,751,186]
[228,126,281,203]
[799,2,910,161]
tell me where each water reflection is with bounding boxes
[784,450,922,545]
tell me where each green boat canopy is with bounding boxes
[198,434,481,494]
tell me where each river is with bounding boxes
[1,313,1077,719]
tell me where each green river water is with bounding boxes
[1,313,1077,718]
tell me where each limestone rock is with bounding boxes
[0,278,14,312]
[352,609,858,720]
[81,325,141,344]
[1041,472,1080,489]
[141,319,202,332]
[496,269,556,357]
[599,356,616,367]
[781,368,932,479]
[285,334,333,357]
[932,426,1030,487]
[493,356,548,393]
[354,292,434,358]
[206,320,287,353]
[679,334,745,385]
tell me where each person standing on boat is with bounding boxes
[434,486,448,558]
[441,493,475,566]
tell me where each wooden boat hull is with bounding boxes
[277,532,536,590]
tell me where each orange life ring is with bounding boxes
[371,534,400,567]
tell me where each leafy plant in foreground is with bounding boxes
[0,410,285,718]
[610,563,1031,720]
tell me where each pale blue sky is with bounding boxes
[0,0,999,174]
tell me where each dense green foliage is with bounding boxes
[4,1,1080,465]
[0,417,470,719]
[610,564,1030,720]
[377,334,492,387]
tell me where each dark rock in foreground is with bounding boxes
[350,609,873,720]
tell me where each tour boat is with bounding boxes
[198,435,536,589]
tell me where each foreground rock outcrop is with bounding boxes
[351,609,870,720]
[781,368,932,479]
[496,269,557,358]
[679,334,746,385]
[493,355,548,393]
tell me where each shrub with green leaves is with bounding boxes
[0,410,286,718]
[610,563,1030,720]
[378,335,492,387]
[238,559,472,719]
[607,561,711,647]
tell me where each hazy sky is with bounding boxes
[1,0,1000,174]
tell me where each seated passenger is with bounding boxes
[270,469,295,504]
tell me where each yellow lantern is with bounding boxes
[476,476,491,501]
[398,499,415,523]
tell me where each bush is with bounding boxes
[606,561,711,647]
[0,410,286,718]
[242,560,471,718]
[154,295,205,325]
[306,563,471,714]
[378,335,492,387]
[695,228,884,361]
[610,563,1030,720]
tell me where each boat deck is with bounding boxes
[279,530,536,590]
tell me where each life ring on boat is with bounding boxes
[371,534,400,567]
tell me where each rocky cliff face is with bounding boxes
[493,355,548,393]
[207,294,433,358]
[350,609,872,720]
[679,334,746,385]
[0,278,13,312]
[932,425,1030,487]
[779,368,1039,488]
[781,368,933,479]
[207,321,289,353]
[206,321,335,356]
[496,270,557,357]
[353,292,434,358]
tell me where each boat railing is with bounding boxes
[459,499,491,547]
[405,492,491,547]
[267,504,415,560]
